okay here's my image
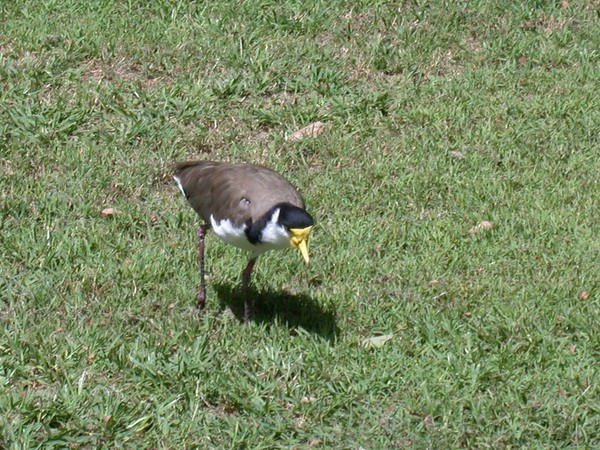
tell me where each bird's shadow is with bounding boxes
[214,283,339,342]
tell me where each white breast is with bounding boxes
[210,209,292,258]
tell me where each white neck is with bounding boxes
[259,208,291,250]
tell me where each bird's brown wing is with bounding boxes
[174,161,304,227]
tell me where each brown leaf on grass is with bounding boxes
[286,121,324,141]
[100,207,118,217]
[1,158,14,176]
[558,387,568,397]
[519,55,528,65]
[424,415,435,429]
[569,344,577,353]
[561,0,569,9]
[469,221,493,234]
[308,438,322,448]
[578,291,590,300]
[361,334,394,349]
[449,150,465,160]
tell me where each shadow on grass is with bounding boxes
[214,283,338,342]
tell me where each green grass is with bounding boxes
[1,0,599,447]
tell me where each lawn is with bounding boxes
[1,0,599,448]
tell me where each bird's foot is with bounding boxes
[243,299,252,323]
[197,286,206,310]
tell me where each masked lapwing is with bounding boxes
[174,160,314,322]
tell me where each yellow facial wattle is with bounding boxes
[289,226,312,264]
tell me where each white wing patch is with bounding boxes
[210,216,255,252]
[173,175,186,196]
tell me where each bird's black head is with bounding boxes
[245,203,314,263]
[275,203,313,264]
[275,203,314,229]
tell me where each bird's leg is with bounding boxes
[241,257,257,322]
[197,224,210,309]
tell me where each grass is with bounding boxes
[1,0,599,447]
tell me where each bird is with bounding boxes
[173,160,314,322]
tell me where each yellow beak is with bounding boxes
[290,226,312,264]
